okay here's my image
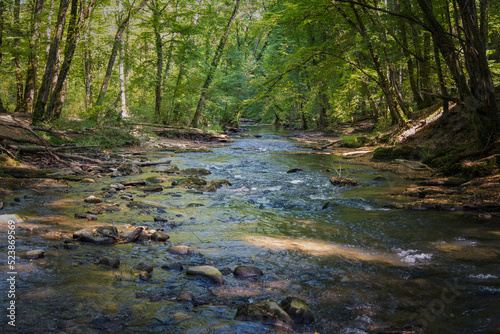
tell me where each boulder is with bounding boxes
[84,195,103,204]
[280,297,314,324]
[97,256,120,268]
[117,162,142,175]
[143,185,163,192]
[330,176,361,187]
[21,249,45,259]
[135,262,154,273]
[210,180,232,188]
[186,265,224,284]
[168,245,190,255]
[234,300,294,331]
[73,229,114,244]
[151,231,169,242]
[122,180,147,187]
[180,168,211,176]
[233,265,263,278]
[287,168,303,173]
[110,183,125,190]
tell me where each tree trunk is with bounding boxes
[416,0,498,145]
[191,0,241,128]
[118,1,127,120]
[32,0,71,124]
[95,0,148,106]
[456,0,498,145]
[83,29,93,110]
[22,0,46,114]
[0,0,6,113]
[152,4,163,123]
[13,0,24,112]
[46,0,97,121]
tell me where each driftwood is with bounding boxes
[56,153,117,165]
[122,226,144,243]
[7,144,99,153]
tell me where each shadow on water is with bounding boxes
[1,125,499,333]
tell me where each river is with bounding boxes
[1,125,499,333]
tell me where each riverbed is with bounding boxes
[1,125,499,333]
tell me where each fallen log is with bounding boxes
[122,227,144,243]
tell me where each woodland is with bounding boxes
[0,0,497,132]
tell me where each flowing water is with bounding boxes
[1,125,499,334]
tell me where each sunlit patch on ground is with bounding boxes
[245,236,403,265]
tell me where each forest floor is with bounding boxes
[1,107,500,217]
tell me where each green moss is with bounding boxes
[372,145,422,161]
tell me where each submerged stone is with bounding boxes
[280,297,314,324]
[97,256,120,268]
[233,265,263,278]
[21,249,45,259]
[234,300,294,331]
[186,265,224,284]
[168,245,190,255]
[160,262,184,271]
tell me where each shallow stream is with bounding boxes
[1,126,499,333]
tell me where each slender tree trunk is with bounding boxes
[32,0,71,124]
[0,0,6,113]
[361,79,381,121]
[191,0,241,128]
[118,0,127,120]
[83,30,93,110]
[23,0,46,114]
[13,0,24,112]
[95,0,148,106]
[152,2,163,123]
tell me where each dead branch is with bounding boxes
[121,226,144,243]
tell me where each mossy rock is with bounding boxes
[235,300,294,331]
[372,145,422,161]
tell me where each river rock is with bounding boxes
[177,291,194,301]
[143,185,163,193]
[280,297,314,324]
[186,265,224,284]
[210,180,232,188]
[74,212,97,220]
[117,162,142,175]
[135,262,154,273]
[73,229,114,244]
[160,262,183,271]
[110,183,125,190]
[122,180,147,187]
[322,201,338,210]
[151,230,169,241]
[168,245,190,255]
[233,265,263,278]
[153,164,180,173]
[21,249,45,259]
[139,271,152,281]
[0,214,24,228]
[126,200,166,209]
[84,195,103,204]
[180,168,211,176]
[330,176,361,187]
[97,256,120,268]
[153,215,169,222]
[287,168,303,173]
[234,300,295,331]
